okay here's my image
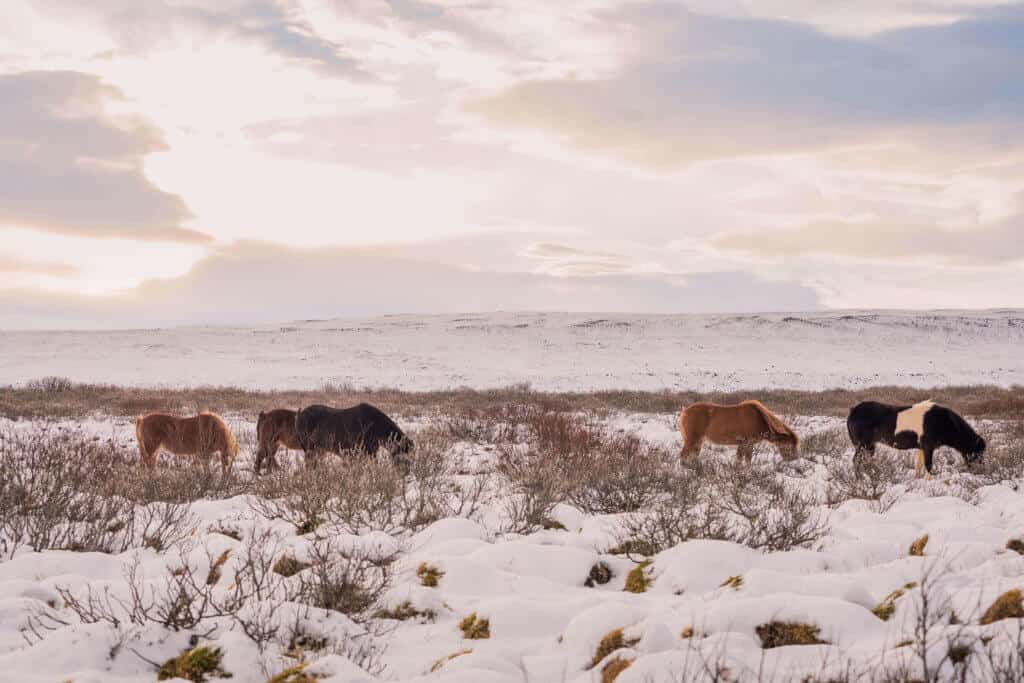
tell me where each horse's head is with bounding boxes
[963,434,986,466]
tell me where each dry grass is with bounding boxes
[458,613,490,639]
[5,379,1023,421]
[590,628,639,669]
[980,589,1024,625]
[601,657,634,683]
[909,534,929,557]
[756,621,826,648]
[624,561,652,593]
[416,563,444,588]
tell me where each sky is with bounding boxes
[1,0,1022,328]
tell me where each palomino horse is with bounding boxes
[255,408,301,474]
[135,412,239,476]
[679,400,800,463]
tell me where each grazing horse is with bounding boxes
[135,412,239,476]
[255,408,302,475]
[679,400,800,463]
[295,403,413,466]
[847,400,985,478]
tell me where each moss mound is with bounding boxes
[624,560,652,593]
[981,589,1024,625]
[157,646,230,682]
[755,621,826,649]
[416,562,444,588]
[459,613,491,639]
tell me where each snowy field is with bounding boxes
[2,310,1024,391]
[1,311,1024,683]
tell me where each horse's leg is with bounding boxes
[140,436,160,470]
[922,443,936,479]
[914,449,925,478]
[736,441,754,464]
[680,438,703,464]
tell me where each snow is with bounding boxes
[2,310,1024,391]
[2,311,1024,681]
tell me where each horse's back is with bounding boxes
[296,402,406,453]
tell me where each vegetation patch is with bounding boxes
[429,649,473,673]
[459,613,491,639]
[755,621,826,649]
[601,657,634,683]
[607,539,657,557]
[589,628,639,669]
[157,646,231,682]
[375,600,437,622]
[585,562,613,587]
[206,550,231,586]
[273,555,312,578]
[909,534,929,557]
[541,518,567,531]
[266,664,320,683]
[1007,538,1024,556]
[872,582,918,621]
[720,575,744,590]
[981,589,1024,625]
[624,560,652,593]
[416,562,444,587]
[680,626,695,639]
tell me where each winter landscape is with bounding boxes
[2,310,1024,683]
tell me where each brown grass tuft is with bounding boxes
[601,657,634,683]
[459,613,490,639]
[590,628,639,669]
[981,589,1024,625]
[756,621,826,648]
[909,534,929,557]
[416,562,444,588]
[624,560,652,593]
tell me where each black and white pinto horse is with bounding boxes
[847,400,985,477]
[295,403,414,467]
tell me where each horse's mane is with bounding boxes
[943,406,983,453]
[202,411,239,459]
[744,400,800,449]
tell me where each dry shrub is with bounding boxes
[374,600,436,622]
[496,446,570,534]
[253,432,485,537]
[291,538,396,623]
[0,425,196,557]
[459,612,490,639]
[981,589,1024,626]
[590,628,639,668]
[825,451,904,511]
[756,621,826,648]
[274,555,311,578]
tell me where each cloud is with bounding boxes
[0,256,78,277]
[468,4,1024,167]
[0,241,820,328]
[713,210,1024,266]
[0,70,208,242]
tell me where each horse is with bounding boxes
[295,403,414,466]
[679,400,800,463]
[847,400,985,478]
[255,408,302,475]
[135,412,239,476]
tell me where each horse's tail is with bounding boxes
[135,415,153,468]
[749,400,800,451]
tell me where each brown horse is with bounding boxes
[680,400,800,463]
[135,412,239,476]
[255,408,301,474]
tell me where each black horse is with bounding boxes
[295,403,414,466]
[847,400,985,477]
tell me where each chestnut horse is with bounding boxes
[135,412,239,476]
[680,400,800,463]
[255,408,301,474]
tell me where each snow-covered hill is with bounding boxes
[2,310,1023,391]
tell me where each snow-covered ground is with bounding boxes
[2,310,1024,391]
[2,411,1024,683]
